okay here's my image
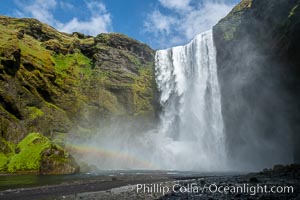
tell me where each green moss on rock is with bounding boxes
[8,133,51,172]
[27,106,44,120]
[53,52,92,79]
[6,133,78,174]
[0,153,9,171]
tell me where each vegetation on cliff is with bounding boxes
[1,133,78,174]
[0,16,157,174]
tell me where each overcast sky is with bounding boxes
[0,0,240,49]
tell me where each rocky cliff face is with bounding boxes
[214,0,300,169]
[0,16,157,174]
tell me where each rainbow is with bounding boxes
[65,143,160,170]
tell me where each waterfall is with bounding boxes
[67,30,227,171]
[154,30,227,170]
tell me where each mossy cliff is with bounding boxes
[214,0,300,168]
[0,133,78,174]
[0,16,157,174]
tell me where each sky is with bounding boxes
[0,0,240,49]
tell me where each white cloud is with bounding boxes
[144,10,176,36]
[58,14,111,36]
[15,0,57,25]
[59,2,75,10]
[158,0,192,11]
[144,0,234,48]
[86,1,107,15]
[180,2,233,40]
[14,0,112,36]
[58,1,112,35]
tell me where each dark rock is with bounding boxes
[23,62,35,71]
[213,0,300,167]
[1,48,21,76]
[261,164,300,178]
[72,32,90,39]
[17,29,24,39]
[0,93,23,120]
[249,177,259,183]
[40,153,79,175]
[262,168,269,173]
[273,164,285,171]
[95,33,154,62]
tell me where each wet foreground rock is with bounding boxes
[67,166,300,200]
[1,165,299,200]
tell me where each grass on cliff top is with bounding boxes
[0,24,17,47]
[19,36,53,67]
[7,133,52,172]
[0,22,54,74]
[231,0,252,13]
[217,0,252,41]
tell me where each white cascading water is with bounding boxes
[67,30,227,171]
[153,30,227,170]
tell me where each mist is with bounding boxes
[214,2,295,171]
[66,25,295,173]
[66,30,229,172]
[219,49,294,171]
[65,28,295,173]
[66,0,297,173]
